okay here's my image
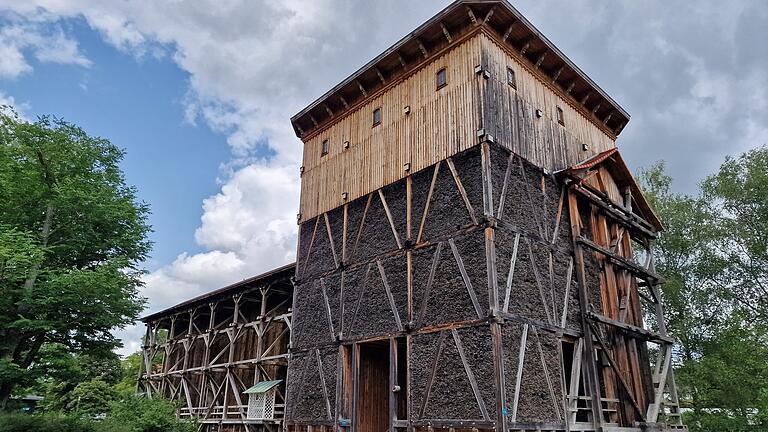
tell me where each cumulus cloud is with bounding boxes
[514,0,768,190]
[1,0,766,355]
[0,17,91,78]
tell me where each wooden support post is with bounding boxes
[567,190,604,430]
[490,323,507,432]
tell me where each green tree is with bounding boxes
[639,147,768,431]
[114,353,142,395]
[0,113,151,408]
[63,380,119,417]
[701,146,768,324]
[30,344,124,412]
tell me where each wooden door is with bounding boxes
[356,341,389,432]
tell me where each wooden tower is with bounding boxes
[286,1,685,432]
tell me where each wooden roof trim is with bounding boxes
[482,28,620,140]
[141,263,296,322]
[290,0,462,133]
[291,0,630,139]
[557,149,664,232]
[299,26,486,142]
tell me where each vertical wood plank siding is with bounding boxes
[298,32,616,220]
[479,33,616,171]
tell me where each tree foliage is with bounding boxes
[639,146,768,431]
[0,113,151,407]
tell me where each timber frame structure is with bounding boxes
[559,149,684,430]
[140,1,686,432]
[138,265,294,432]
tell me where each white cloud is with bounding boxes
[4,0,765,356]
[0,18,91,78]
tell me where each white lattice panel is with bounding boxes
[247,390,276,420]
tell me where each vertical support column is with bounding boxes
[567,189,603,431]
[389,338,397,432]
[481,142,499,314]
[406,176,414,325]
[490,322,507,432]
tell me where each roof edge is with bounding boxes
[140,262,296,322]
[291,0,630,139]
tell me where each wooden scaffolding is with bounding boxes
[138,265,294,432]
[561,149,684,430]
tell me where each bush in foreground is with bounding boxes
[97,395,196,432]
[0,412,95,432]
[0,395,194,432]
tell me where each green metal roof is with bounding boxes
[244,380,282,394]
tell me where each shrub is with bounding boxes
[0,412,95,432]
[96,395,196,432]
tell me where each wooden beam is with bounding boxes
[560,258,573,328]
[490,323,507,432]
[527,240,554,325]
[580,92,592,105]
[603,112,614,125]
[418,331,447,417]
[416,242,443,327]
[440,22,453,43]
[569,184,657,239]
[416,162,441,244]
[496,154,514,219]
[323,212,339,269]
[533,328,562,421]
[591,102,603,115]
[535,51,548,68]
[315,349,333,420]
[588,311,675,344]
[449,238,483,319]
[377,260,403,332]
[351,193,373,257]
[483,6,496,24]
[567,190,604,428]
[647,344,673,422]
[452,329,490,420]
[446,157,479,225]
[615,121,627,135]
[520,40,531,56]
[502,233,521,313]
[577,236,663,283]
[320,279,336,339]
[552,66,565,83]
[397,52,407,69]
[378,189,403,249]
[356,80,368,97]
[374,66,386,85]
[502,21,517,42]
[323,104,333,118]
[467,6,478,25]
[589,321,647,422]
[416,38,429,59]
[339,96,349,109]
[566,81,576,94]
[308,114,319,127]
[510,323,528,422]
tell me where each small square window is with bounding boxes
[321,139,329,156]
[507,67,517,89]
[373,108,382,127]
[557,106,565,126]
[436,68,447,89]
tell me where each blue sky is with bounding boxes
[1,17,231,267]
[0,0,765,355]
